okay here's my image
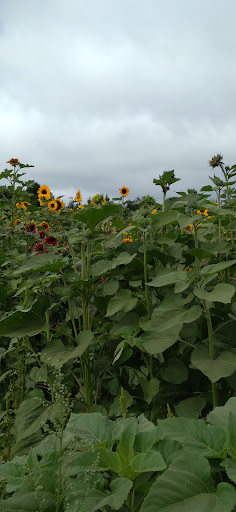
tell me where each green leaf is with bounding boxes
[65,412,123,447]
[228,411,236,458]
[106,289,137,317]
[201,260,236,278]
[12,253,65,275]
[207,398,236,428]
[140,453,217,512]
[131,450,166,473]
[117,420,136,467]
[148,270,187,287]
[74,204,121,230]
[158,417,227,457]
[151,210,178,227]
[193,283,235,303]
[191,346,236,382]
[224,458,236,484]
[67,447,121,475]
[41,331,94,366]
[161,358,188,384]
[134,426,163,453]
[175,396,206,419]
[0,296,51,338]
[139,377,160,404]
[91,251,137,276]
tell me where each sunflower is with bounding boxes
[120,186,129,197]
[34,242,47,254]
[44,235,59,246]
[91,194,106,206]
[74,189,83,202]
[25,222,37,233]
[151,209,157,214]
[123,236,133,243]
[14,218,20,226]
[39,221,49,231]
[39,230,46,239]
[16,202,22,209]
[21,202,31,210]
[38,185,51,200]
[77,204,84,209]
[55,198,65,210]
[48,200,58,212]
[9,158,19,166]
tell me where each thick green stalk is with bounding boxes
[193,221,199,272]
[162,190,166,212]
[81,240,92,408]
[203,301,218,408]
[143,232,151,318]
[45,311,50,343]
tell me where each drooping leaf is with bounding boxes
[65,412,123,447]
[106,289,137,317]
[131,450,166,473]
[74,204,121,230]
[161,358,188,384]
[175,396,206,419]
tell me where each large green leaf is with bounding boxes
[136,327,181,355]
[207,398,236,428]
[158,417,227,457]
[191,346,236,382]
[64,474,133,512]
[74,204,121,230]
[66,447,121,475]
[201,260,236,278]
[40,331,94,366]
[12,253,65,275]
[161,358,188,384]
[0,296,51,338]
[91,251,137,276]
[131,450,166,473]
[148,270,187,287]
[174,396,206,419]
[193,283,235,304]
[151,210,178,227]
[117,421,136,468]
[140,453,219,512]
[106,289,137,317]
[139,377,160,404]
[65,412,123,447]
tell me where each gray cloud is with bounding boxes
[0,0,236,203]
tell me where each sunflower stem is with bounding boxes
[203,300,218,408]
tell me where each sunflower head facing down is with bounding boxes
[120,186,129,197]
[123,236,133,243]
[38,185,51,200]
[48,200,58,212]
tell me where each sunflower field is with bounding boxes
[0,156,236,511]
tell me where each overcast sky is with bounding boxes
[0,0,236,204]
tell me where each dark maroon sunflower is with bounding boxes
[44,235,59,246]
[39,230,46,239]
[34,242,47,254]
[25,222,37,233]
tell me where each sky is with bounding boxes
[0,0,236,204]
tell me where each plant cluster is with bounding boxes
[0,156,236,510]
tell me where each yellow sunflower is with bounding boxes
[123,236,133,243]
[38,185,51,200]
[77,204,84,209]
[16,202,22,209]
[48,200,58,212]
[74,189,83,202]
[151,209,157,214]
[21,202,31,210]
[14,218,20,226]
[120,186,129,197]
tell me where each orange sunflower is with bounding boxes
[55,198,65,211]
[120,186,129,197]
[9,158,19,166]
[123,236,133,243]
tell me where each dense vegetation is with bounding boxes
[0,155,236,511]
